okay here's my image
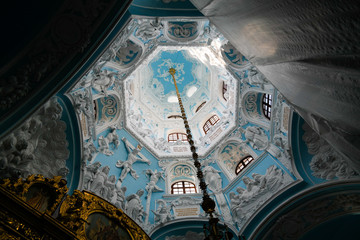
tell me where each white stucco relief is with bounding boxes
[229,165,292,229]
[0,98,69,179]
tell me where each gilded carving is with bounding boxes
[58,190,150,240]
[0,175,68,215]
[0,211,46,240]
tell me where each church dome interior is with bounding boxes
[0,0,359,239]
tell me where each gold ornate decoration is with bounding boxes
[0,210,46,240]
[0,175,75,239]
[58,190,150,240]
[0,175,68,215]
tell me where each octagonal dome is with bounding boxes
[125,44,238,159]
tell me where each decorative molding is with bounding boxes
[116,137,151,183]
[151,199,173,226]
[82,162,118,204]
[58,190,150,239]
[97,127,120,156]
[221,41,250,69]
[302,123,359,180]
[244,126,269,151]
[229,165,292,229]
[0,175,68,215]
[166,21,200,42]
[125,189,146,226]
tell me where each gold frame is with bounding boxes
[58,190,150,240]
[0,175,68,215]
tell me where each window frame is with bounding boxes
[262,93,272,120]
[168,132,188,142]
[203,114,220,134]
[195,101,207,113]
[235,156,254,175]
[171,181,197,194]
[168,115,183,119]
[223,81,228,101]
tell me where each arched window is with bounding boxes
[168,115,183,119]
[171,181,197,194]
[223,81,228,101]
[195,101,206,113]
[235,156,254,175]
[262,94,272,120]
[168,132,188,142]
[203,115,220,134]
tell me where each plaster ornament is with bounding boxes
[145,169,164,194]
[72,89,95,138]
[113,39,143,68]
[171,196,202,208]
[247,67,268,89]
[167,22,199,42]
[125,189,146,223]
[153,137,171,152]
[135,18,163,41]
[203,165,222,193]
[0,98,69,179]
[91,69,117,96]
[151,199,172,225]
[90,166,110,196]
[98,20,136,64]
[229,165,291,228]
[202,23,221,44]
[267,143,293,172]
[104,175,117,201]
[82,141,98,163]
[302,123,359,180]
[244,126,269,151]
[221,41,249,69]
[97,127,120,156]
[113,181,127,210]
[82,163,118,202]
[82,161,102,190]
[116,138,151,182]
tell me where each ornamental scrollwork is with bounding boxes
[58,190,150,240]
[167,22,199,42]
[0,175,68,215]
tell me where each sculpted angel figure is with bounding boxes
[145,169,164,194]
[116,138,150,182]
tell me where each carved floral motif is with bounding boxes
[302,123,359,180]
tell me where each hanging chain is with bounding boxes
[169,68,216,217]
